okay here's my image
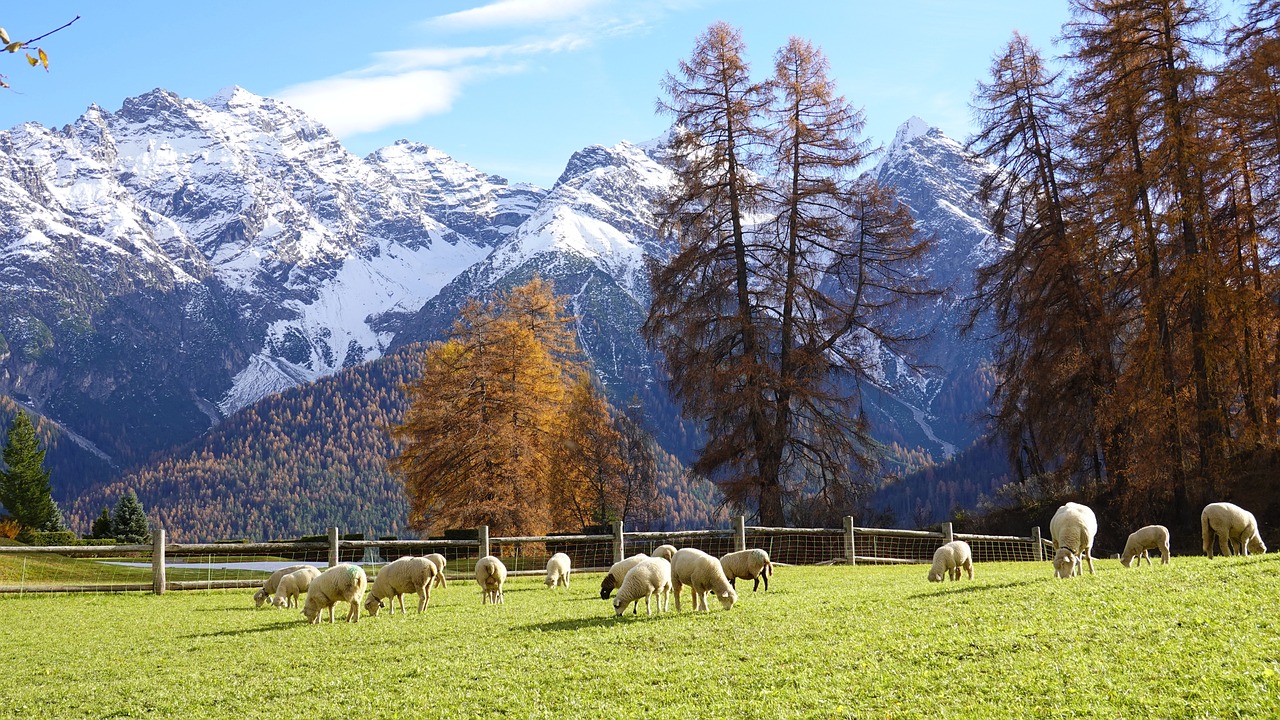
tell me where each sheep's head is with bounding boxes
[1249,536,1267,554]
[717,588,737,610]
[927,569,944,582]
[271,594,288,608]
[301,602,320,624]
[600,575,617,600]
[364,595,383,617]
[1119,553,1133,569]
[1052,548,1079,578]
[612,597,625,617]
[253,589,268,608]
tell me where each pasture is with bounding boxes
[4,558,1279,719]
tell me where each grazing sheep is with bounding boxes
[600,553,649,600]
[302,564,368,624]
[1202,502,1267,558]
[613,557,673,617]
[253,564,314,608]
[364,556,437,616]
[926,541,974,582]
[1120,525,1171,567]
[720,548,774,591]
[424,553,448,589]
[272,566,322,608]
[1050,502,1098,578]
[475,555,507,604]
[545,552,571,589]
[671,548,737,612]
[651,544,678,561]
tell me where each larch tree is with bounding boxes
[646,27,930,524]
[391,278,583,537]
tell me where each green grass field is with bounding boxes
[3,556,1279,719]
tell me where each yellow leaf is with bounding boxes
[38,48,48,70]
[5,41,22,53]
[26,53,37,67]
[0,28,9,45]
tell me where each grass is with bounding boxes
[3,556,1279,719]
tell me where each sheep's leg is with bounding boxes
[673,581,683,612]
[327,604,335,623]
[965,560,974,580]
[1219,533,1233,557]
[1084,551,1095,575]
[752,575,761,592]
[1159,545,1170,564]
[644,593,652,616]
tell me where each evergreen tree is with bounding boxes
[0,411,60,533]
[90,507,112,539]
[111,489,150,543]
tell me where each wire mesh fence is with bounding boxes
[0,519,1051,595]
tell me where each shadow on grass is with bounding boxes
[180,621,302,639]
[515,614,641,632]
[904,578,1042,600]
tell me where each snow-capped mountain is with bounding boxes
[0,87,544,470]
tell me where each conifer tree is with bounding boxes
[90,507,113,539]
[0,411,60,534]
[110,489,149,544]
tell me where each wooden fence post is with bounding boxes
[328,527,339,567]
[843,516,856,566]
[611,520,624,564]
[733,515,746,552]
[152,527,166,595]
[942,522,954,544]
[478,525,490,558]
[1031,526,1044,562]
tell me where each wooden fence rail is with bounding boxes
[0,517,1051,595]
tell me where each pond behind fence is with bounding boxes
[0,518,1051,595]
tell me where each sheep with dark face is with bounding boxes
[600,554,648,600]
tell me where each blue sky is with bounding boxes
[2,2,1084,187]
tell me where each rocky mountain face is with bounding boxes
[1,87,1001,538]
[0,87,543,478]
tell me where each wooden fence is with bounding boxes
[0,518,1051,594]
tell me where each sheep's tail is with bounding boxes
[763,559,773,578]
[1201,510,1212,556]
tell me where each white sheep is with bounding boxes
[424,553,448,589]
[1120,525,1171,567]
[612,557,673,617]
[302,563,368,624]
[1050,502,1098,578]
[600,553,649,600]
[253,564,314,608]
[272,566,322,608]
[365,556,437,616]
[671,547,737,611]
[475,555,507,604]
[720,548,774,591]
[651,544,677,561]
[926,540,973,582]
[1202,502,1267,558]
[545,552,571,589]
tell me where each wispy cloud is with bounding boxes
[424,0,609,32]
[276,0,693,139]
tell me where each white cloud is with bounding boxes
[277,70,466,136]
[371,34,588,73]
[425,0,608,31]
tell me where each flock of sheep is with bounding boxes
[928,500,1268,583]
[250,500,1266,623]
[249,545,775,623]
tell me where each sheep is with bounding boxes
[600,553,649,600]
[612,557,673,617]
[272,566,322,608]
[253,564,314,608]
[364,556,437,617]
[1120,525,1171,567]
[545,552,571,589]
[1050,502,1098,578]
[424,553,448,589]
[1201,502,1267,558]
[720,548,774,591]
[651,544,678,561]
[475,555,507,604]
[670,547,737,612]
[926,540,974,582]
[301,563,368,624]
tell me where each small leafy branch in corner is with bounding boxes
[1,15,80,89]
